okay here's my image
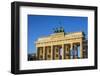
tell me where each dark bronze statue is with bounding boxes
[53,27,64,33]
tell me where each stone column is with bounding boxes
[70,43,73,50]
[70,43,73,59]
[80,40,83,58]
[43,46,45,60]
[73,45,78,59]
[62,44,64,59]
[51,45,53,60]
[36,47,38,60]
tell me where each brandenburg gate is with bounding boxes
[35,27,87,60]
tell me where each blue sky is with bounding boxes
[28,15,88,54]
